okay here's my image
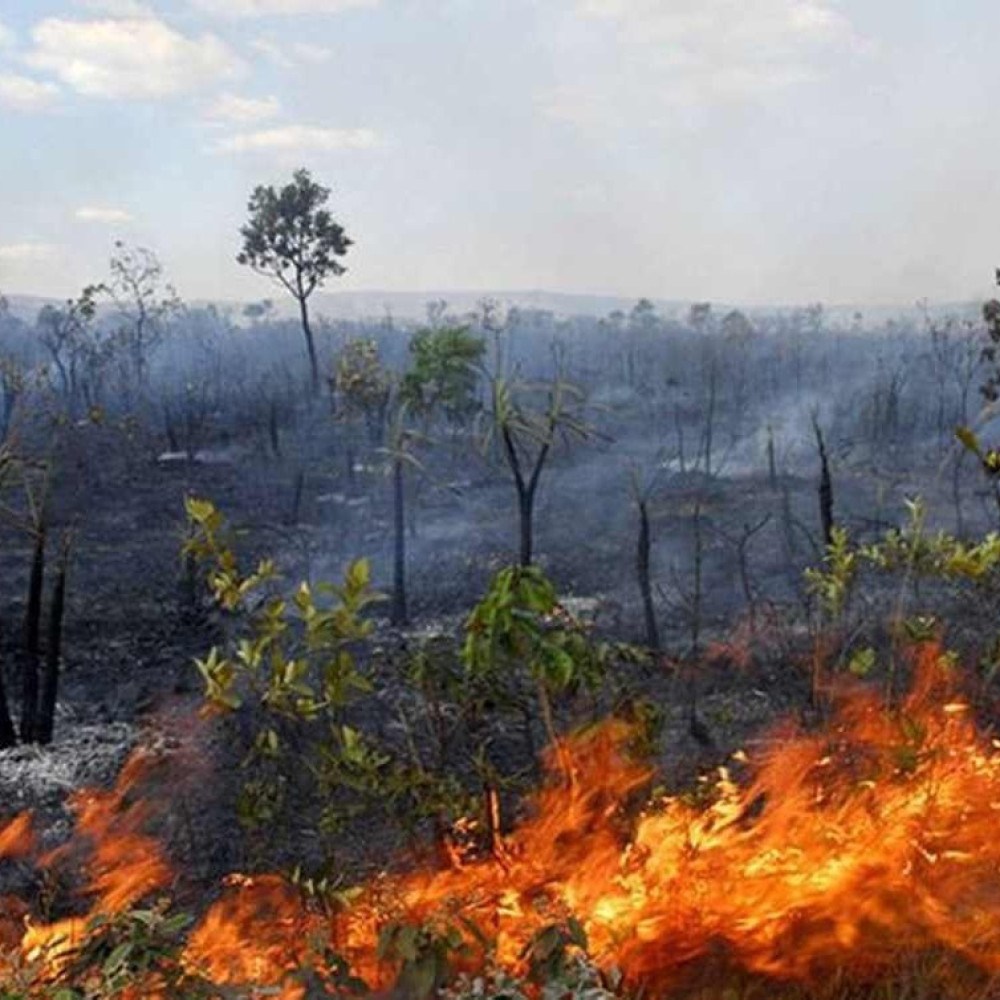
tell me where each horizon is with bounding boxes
[1,284,982,324]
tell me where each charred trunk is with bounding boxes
[637,499,659,650]
[391,456,408,625]
[38,537,69,745]
[298,294,319,396]
[20,526,46,743]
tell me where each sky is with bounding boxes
[0,0,997,309]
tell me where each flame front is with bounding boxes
[9,644,1000,996]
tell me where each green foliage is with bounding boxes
[237,168,351,296]
[523,917,588,986]
[462,566,609,699]
[378,919,471,999]
[847,646,876,678]
[184,496,381,834]
[807,497,1000,622]
[482,377,593,462]
[805,525,857,618]
[956,425,1000,517]
[331,338,392,439]
[1,905,217,1000]
[186,496,376,721]
[400,325,486,426]
[857,497,1000,584]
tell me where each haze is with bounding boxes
[0,0,996,308]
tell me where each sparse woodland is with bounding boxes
[3,171,1000,998]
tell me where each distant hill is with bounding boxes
[304,289,691,322]
[3,293,58,321]
[1,287,981,327]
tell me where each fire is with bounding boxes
[183,874,324,998]
[7,642,1000,996]
[8,748,172,984]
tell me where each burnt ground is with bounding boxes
[0,410,992,902]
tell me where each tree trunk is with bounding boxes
[702,361,717,477]
[20,527,46,743]
[812,417,835,547]
[391,457,408,625]
[767,424,777,489]
[38,539,69,745]
[518,489,534,567]
[636,499,659,650]
[298,294,320,395]
[268,398,281,457]
[690,501,703,660]
[0,633,17,749]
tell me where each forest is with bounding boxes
[2,168,1000,998]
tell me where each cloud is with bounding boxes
[249,37,331,67]
[192,0,376,16]
[27,14,244,99]
[543,0,867,125]
[204,91,280,124]
[0,74,60,112]
[212,124,378,153]
[0,243,59,263]
[75,205,134,223]
[0,19,15,48]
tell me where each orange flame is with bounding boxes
[196,644,1000,994]
[8,643,1000,997]
[19,749,172,974]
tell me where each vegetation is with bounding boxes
[7,168,1000,1000]
[237,168,352,394]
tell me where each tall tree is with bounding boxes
[106,242,180,394]
[237,168,352,393]
[400,324,485,430]
[483,376,594,567]
[37,284,102,417]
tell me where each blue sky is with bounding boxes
[0,0,997,308]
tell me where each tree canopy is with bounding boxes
[237,167,351,392]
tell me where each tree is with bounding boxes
[482,376,594,567]
[332,338,392,452]
[380,403,426,626]
[627,463,662,651]
[237,168,352,394]
[688,302,713,334]
[37,285,102,417]
[242,299,275,325]
[106,242,180,394]
[400,325,485,430]
[721,309,754,342]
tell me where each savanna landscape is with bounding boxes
[3,2,1000,998]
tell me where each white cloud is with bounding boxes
[75,205,134,223]
[212,124,378,154]
[249,37,332,67]
[0,74,60,112]
[204,91,280,124]
[28,15,244,99]
[0,243,59,263]
[0,19,16,48]
[192,0,376,16]
[544,0,867,125]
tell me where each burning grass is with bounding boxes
[5,642,1000,998]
